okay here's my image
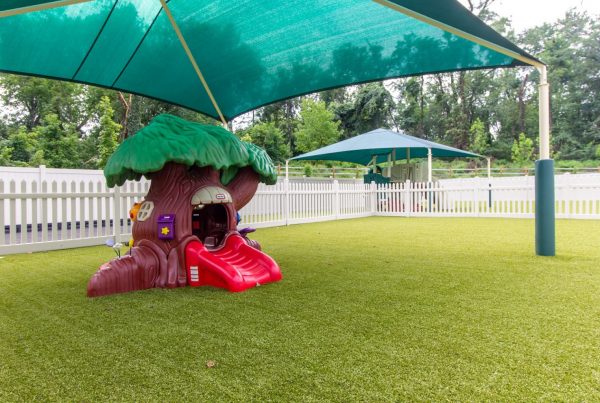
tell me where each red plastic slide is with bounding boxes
[185,233,282,292]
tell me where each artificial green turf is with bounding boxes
[1,217,600,401]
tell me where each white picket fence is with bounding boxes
[1,175,600,255]
[375,181,600,219]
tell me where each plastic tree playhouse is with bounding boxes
[87,114,282,297]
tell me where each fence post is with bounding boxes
[333,180,340,219]
[284,178,290,225]
[113,185,122,243]
[405,180,412,217]
[428,181,432,213]
[370,181,377,215]
[474,187,479,216]
[38,165,46,184]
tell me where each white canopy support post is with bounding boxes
[285,159,289,180]
[427,148,432,183]
[535,64,555,256]
[427,148,433,211]
[539,66,551,160]
[487,157,492,208]
[371,155,377,172]
[386,153,392,177]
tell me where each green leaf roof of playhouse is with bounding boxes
[104,114,277,187]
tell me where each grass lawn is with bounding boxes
[1,217,600,401]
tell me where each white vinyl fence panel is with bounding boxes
[238,181,372,227]
[2,167,600,255]
[0,179,148,254]
[375,181,600,219]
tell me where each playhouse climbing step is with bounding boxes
[185,233,282,292]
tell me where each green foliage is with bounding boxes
[469,118,489,155]
[34,114,80,168]
[6,127,42,165]
[259,99,299,154]
[303,163,313,177]
[511,133,535,166]
[2,218,600,400]
[242,122,290,163]
[104,114,276,187]
[294,98,341,153]
[96,96,122,168]
[0,140,12,165]
[395,77,426,137]
[332,82,395,138]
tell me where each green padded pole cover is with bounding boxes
[535,159,555,256]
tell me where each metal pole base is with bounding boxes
[535,159,555,256]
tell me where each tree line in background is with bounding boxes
[0,6,598,171]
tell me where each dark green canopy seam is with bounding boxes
[110,5,163,88]
[71,0,119,80]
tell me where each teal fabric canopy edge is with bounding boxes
[0,0,540,65]
[389,0,541,64]
[291,128,482,166]
[0,0,542,122]
[0,63,529,124]
[0,0,59,11]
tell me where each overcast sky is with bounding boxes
[458,0,600,32]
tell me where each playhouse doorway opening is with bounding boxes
[192,204,229,249]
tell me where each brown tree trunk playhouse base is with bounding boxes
[87,115,282,297]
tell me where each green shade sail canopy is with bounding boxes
[292,128,481,165]
[104,114,277,187]
[0,0,539,123]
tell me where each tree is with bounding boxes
[469,118,489,155]
[511,133,535,166]
[294,98,341,153]
[0,139,12,165]
[258,98,300,153]
[6,127,42,166]
[0,74,93,132]
[96,96,122,168]
[35,114,80,168]
[243,122,290,163]
[395,77,426,136]
[333,83,395,138]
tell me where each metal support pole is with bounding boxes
[539,66,551,160]
[427,148,432,183]
[370,155,378,175]
[285,159,289,180]
[386,153,392,177]
[427,148,433,211]
[284,178,290,226]
[535,65,555,256]
[487,157,492,208]
[159,0,228,126]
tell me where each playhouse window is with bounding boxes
[136,201,154,221]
